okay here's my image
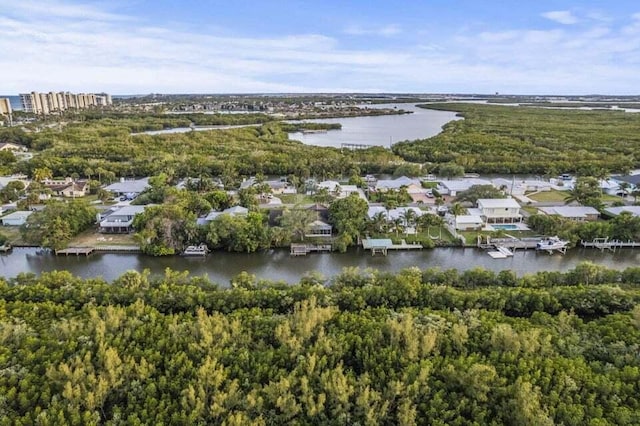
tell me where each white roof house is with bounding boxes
[477,198,522,223]
[367,206,429,222]
[437,178,492,196]
[453,214,484,231]
[374,176,422,192]
[539,206,600,221]
[1,210,33,226]
[604,206,640,218]
[317,181,360,198]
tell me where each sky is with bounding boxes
[1,0,640,95]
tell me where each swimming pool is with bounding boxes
[491,224,519,231]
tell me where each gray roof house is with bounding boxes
[99,205,147,233]
[197,206,249,226]
[539,206,600,221]
[104,178,150,196]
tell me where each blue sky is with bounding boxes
[1,0,640,94]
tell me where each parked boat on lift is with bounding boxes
[536,236,569,254]
[182,244,209,256]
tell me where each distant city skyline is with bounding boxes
[1,1,640,95]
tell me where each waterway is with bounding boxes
[287,103,461,148]
[133,103,461,145]
[2,247,639,285]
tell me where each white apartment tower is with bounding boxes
[19,91,112,114]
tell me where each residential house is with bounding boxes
[306,220,332,237]
[603,206,640,218]
[538,206,600,221]
[307,203,330,222]
[491,178,552,196]
[99,205,147,233]
[437,178,492,197]
[104,178,150,198]
[374,176,430,203]
[317,180,360,198]
[367,206,431,233]
[197,205,249,226]
[453,214,484,231]
[1,210,33,226]
[476,198,522,224]
[43,178,89,198]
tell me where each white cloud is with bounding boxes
[2,1,640,94]
[542,10,579,25]
[344,24,401,36]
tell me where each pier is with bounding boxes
[341,143,375,150]
[581,238,640,252]
[362,238,423,256]
[290,244,333,256]
[56,247,95,256]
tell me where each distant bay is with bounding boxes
[0,95,22,111]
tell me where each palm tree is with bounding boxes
[392,217,405,236]
[450,203,467,216]
[368,211,388,234]
[400,208,417,231]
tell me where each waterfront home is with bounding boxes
[437,178,492,197]
[305,220,332,238]
[538,206,600,221]
[197,205,249,226]
[43,178,89,198]
[367,206,431,233]
[99,205,147,233]
[476,198,522,224]
[307,203,330,222]
[612,174,640,193]
[453,214,484,231]
[603,206,640,218]
[104,178,150,198]
[1,210,33,226]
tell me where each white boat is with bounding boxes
[536,236,569,253]
[182,244,209,256]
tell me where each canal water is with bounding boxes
[2,247,639,285]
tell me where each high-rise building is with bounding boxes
[19,91,112,115]
[0,98,12,116]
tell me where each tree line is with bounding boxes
[1,264,640,424]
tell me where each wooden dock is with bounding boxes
[362,238,423,256]
[55,247,95,256]
[581,238,640,252]
[290,244,332,256]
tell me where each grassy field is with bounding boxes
[0,226,25,245]
[69,229,137,247]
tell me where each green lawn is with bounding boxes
[527,190,568,203]
[278,194,315,205]
[367,226,457,245]
[528,190,623,204]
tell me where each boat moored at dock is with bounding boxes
[182,244,209,256]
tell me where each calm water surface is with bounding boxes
[288,103,460,148]
[2,247,639,286]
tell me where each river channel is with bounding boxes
[2,247,639,285]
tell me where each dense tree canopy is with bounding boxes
[1,264,640,424]
[393,103,639,174]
